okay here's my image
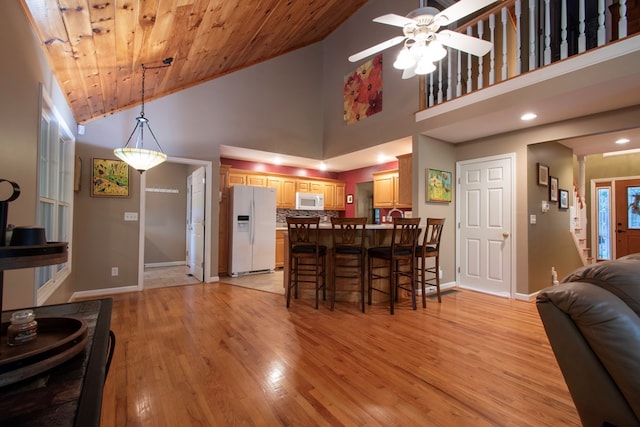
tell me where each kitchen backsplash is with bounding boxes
[276,209,339,224]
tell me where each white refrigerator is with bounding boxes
[229,185,277,277]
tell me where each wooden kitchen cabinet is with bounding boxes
[275,229,285,268]
[322,181,346,211]
[296,179,322,194]
[246,173,267,186]
[396,153,412,207]
[373,170,396,208]
[373,169,411,209]
[228,170,246,187]
[267,176,296,208]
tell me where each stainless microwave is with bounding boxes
[295,192,324,210]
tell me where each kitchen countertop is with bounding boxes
[276,223,395,230]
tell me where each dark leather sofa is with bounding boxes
[536,254,640,427]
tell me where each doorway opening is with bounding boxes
[138,157,213,290]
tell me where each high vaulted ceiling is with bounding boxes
[20,0,367,124]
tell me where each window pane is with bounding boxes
[39,116,50,198]
[628,187,640,229]
[597,188,611,260]
[39,201,54,241]
[36,266,52,289]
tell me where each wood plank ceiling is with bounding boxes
[20,0,367,124]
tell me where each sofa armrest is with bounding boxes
[537,282,640,427]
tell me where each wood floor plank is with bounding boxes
[98,283,580,426]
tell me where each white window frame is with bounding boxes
[36,88,75,305]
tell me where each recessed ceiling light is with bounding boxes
[615,138,630,144]
[319,162,327,171]
[274,156,282,165]
[521,112,537,121]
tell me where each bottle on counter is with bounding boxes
[7,309,38,346]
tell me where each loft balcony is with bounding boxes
[415,0,640,142]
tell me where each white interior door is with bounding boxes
[186,174,193,269]
[189,167,205,281]
[457,154,514,297]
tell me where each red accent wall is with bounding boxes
[337,161,398,217]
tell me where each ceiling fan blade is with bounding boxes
[373,14,416,27]
[402,67,416,79]
[348,36,406,62]
[435,0,499,25]
[437,30,493,57]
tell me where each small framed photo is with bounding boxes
[537,163,549,186]
[91,158,130,197]
[559,189,569,209]
[549,176,558,202]
[346,194,353,204]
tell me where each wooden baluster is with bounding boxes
[597,0,606,45]
[466,27,473,92]
[529,0,537,70]
[477,21,485,89]
[501,8,508,81]
[619,0,628,38]
[446,49,452,101]
[456,49,463,97]
[428,73,434,107]
[561,0,568,59]
[544,0,551,65]
[437,60,443,104]
[579,0,586,53]
[516,0,522,75]
[489,13,496,85]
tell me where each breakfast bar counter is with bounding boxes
[283,223,403,306]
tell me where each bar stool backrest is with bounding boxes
[286,216,321,250]
[331,217,367,251]
[391,217,421,254]
[419,218,445,256]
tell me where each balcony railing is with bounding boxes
[419,0,637,109]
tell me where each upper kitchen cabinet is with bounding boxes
[373,169,411,209]
[396,154,412,207]
[246,173,268,187]
[296,180,323,194]
[322,181,346,211]
[267,176,296,209]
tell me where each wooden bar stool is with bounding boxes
[286,216,327,309]
[367,217,421,315]
[330,217,367,312]
[415,218,445,307]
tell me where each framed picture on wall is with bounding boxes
[537,163,549,186]
[346,194,353,204]
[559,189,569,209]
[426,168,452,203]
[549,176,559,202]
[91,158,130,197]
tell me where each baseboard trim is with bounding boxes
[144,261,187,268]
[70,285,139,301]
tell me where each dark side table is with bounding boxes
[0,298,113,426]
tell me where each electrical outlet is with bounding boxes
[111,267,119,276]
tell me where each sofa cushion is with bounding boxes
[562,257,640,316]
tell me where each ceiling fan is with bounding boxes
[348,0,499,79]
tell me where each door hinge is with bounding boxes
[457,266,460,273]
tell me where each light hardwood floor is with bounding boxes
[99,283,580,426]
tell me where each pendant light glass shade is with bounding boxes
[114,60,173,173]
[114,116,167,172]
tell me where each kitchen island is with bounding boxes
[283,223,412,307]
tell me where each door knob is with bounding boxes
[502,232,510,238]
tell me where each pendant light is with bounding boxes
[114,58,173,173]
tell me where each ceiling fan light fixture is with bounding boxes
[393,47,416,70]
[415,59,436,75]
[427,40,447,61]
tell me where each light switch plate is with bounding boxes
[124,212,138,221]
[530,214,537,224]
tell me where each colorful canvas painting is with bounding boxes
[343,54,383,124]
[91,158,130,197]
[427,168,452,203]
